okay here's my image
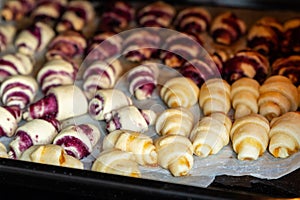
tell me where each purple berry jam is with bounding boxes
[54,135,90,159]
[28,93,58,119]
[89,94,104,116]
[15,130,33,153]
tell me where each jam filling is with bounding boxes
[89,94,104,116]
[55,136,90,159]
[15,130,33,153]
[28,93,58,119]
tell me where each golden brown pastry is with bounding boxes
[268,112,300,158]
[282,17,300,54]
[190,112,232,157]
[0,142,8,158]
[102,130,157,166]
[258,75,298,121]
[1,0,35,21]
[231,77,260,119]
[92,148,141,178]
[154,134,193,176]
[160,77,199,108]
[210,11,246,45]
[20,144,84,169]
[155,107,194,137]
[230,113,270,160]
[199,78,231,116]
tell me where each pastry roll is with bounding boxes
[222,49,270,84]
[0,106,21,137]
[268,112,300,158]
[160,77,199,108]
[30,0,67,25]
[46,30,87,61]
[127,62,159,100]
[174,7,211,34]
[231,77,260,119]
[0,23,16,52]
[0,75,38,109]
[199,78,231,116]
[20,144,84,169]
[155,107,194,137]
[82,59,123,99]
[105,105,156,133]
[102,130,157,166]
[53,123,101,159]
[0,142,8,158]
[0,53,33,82]
[282,18,300,54]
[85,32,123,65]
[271,55,300,86]
[230,113,270,160]
[179,58,220,88]
[14,21,55,56]
[154,134,193,176]
[100,1,135,33]
[56,0,95,33]
[36,57,79,94]
[88,89,132,121]
[137,1,175,28]
[122,29,161,62]
[258,75,298,121]
[190,112,232,157]
[247,17,283,56]
[9,118,60,159]
[210,11,246,45]
[23,85,88,121]
[92,148,141,178]
[1,0,35,21]
[160,33,203,68]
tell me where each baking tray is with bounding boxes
[1,0,300,199]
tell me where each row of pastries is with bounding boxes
[0,0,300,179]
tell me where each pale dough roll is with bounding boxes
[92,148,141,178]
[190,112,232,157]
[0,106,21,137]
[88,89,132,121]
[230,113,270,160]
[231,77,260,119]
[20,144,84,169]
[258,75,298,121]
[154,134,193,176]
[199,78,231,116]
[155,107,194,137]
[269,112,300,158]
[160,77,199,108]
[47,85,88,121]
[102,130,157,166]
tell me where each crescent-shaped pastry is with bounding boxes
[155,107,194,137]
[88,88,132,121]
[0,142,8,158]
[102,130,157,166]
[230,113,270,160]
[199,78,231,116]
[154,134,193,176]
[104,105,156,133]
[0,75,38,109]
[127,62,159,100]
[23,85,88,121]
[92,148,141,178]
[190,112,232,157]
[268,111,300,158]
[0,23,16,52]
[20,144,84,169]
[231,77,260,119]
[53,123,101,159]
[0,53,33,82]
[160,77,199,108]
[9,118,60,159]
[36,58,79,94]
[258,75,298,121]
